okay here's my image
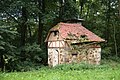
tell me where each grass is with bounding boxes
[0,60,120,80]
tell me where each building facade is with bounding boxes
[45,22,105,67]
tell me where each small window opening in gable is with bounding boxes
[53,31,58,36]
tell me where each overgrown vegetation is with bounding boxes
[0,59,120,80]
[0,0,120,71]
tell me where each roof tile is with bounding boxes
[47,22,105,42]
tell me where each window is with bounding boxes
[72,53,78,56]
[54,31,58,36]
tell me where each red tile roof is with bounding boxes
[47,22,105,42]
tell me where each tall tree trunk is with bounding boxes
[0,53,5,72]
[105,0,110,42]
[38,13,43,45]
[59,0,64,21]
[20,7,28,59]
[21,7,28,46]
[113,23,118,57]
[38,0,45,46]
[80,0,83,17]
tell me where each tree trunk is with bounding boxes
[38,14,43,45]
[38,0,45,46]
[59,0,65,21]
[80,0,83,17]
[113,23,118,57]
[105,0,110,42]
[20,7,28,46]
[0,53,5,72]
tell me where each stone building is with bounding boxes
[45,21,105,67]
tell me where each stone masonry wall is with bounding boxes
[48,45,101,66]
[65,47,101,65]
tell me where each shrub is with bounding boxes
[53,62,108,71]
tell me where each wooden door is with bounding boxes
[52,48,59,66]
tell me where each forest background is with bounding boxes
[0,0,120,72]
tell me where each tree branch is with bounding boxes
[0,0,19,23]
[4,11,19,23]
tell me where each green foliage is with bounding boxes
[53,62,109,71]
[0,60,120,80]
[0,0,120,72]
[21,43,45,63]
[101,47,112,56]
[0,26,17,62]
[62,0,79,19]
[7,43,46,72]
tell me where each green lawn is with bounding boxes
[0,60,120,80]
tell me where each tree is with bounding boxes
[0,0,120,71]
[37,0,45,46]
[20,7,28,46]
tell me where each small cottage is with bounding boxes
[45,20,105,67]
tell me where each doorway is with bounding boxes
[52,48,59,66]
